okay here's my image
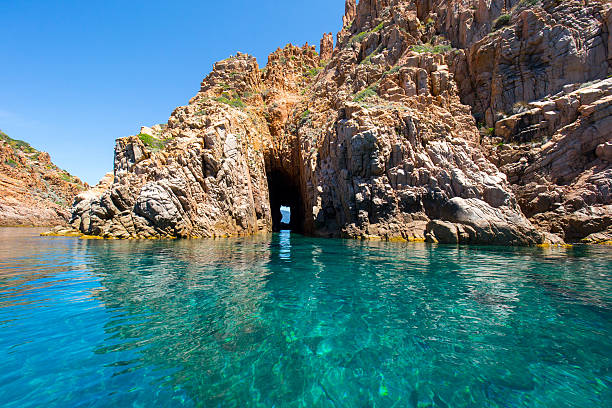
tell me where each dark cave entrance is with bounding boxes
[267,170,304,233]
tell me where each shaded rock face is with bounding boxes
[433,0,611,125]
[424,0,611,244]
[0,130,88,226]
[484,78,612,242]
[343,0,358,28]
[70,0,611,244]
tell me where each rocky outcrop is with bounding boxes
[343,0,357,28]
[320,33,334,61]
[69,48,320,239]
[484,78,612,242]
[417,0,612,243]
[65,0,611,244]
[444,0,611,126]
[0,130,87,226]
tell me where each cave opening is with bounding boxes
[267,169,304,233]
[280,206,291,230]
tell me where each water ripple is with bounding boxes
[0,228,611,407]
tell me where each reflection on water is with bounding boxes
[0,228,611,407]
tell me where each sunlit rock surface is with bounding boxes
[0,130,87,226]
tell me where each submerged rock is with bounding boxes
[67,0,611,244]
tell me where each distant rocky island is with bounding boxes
[36,0,612,244]
[0,129,87,226]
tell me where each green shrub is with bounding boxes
[360,44,384,65]
[215,96,231,105]
[306,67,321,77]
[349,22,385,47]
[214,96,246,109]
[138,133,166,150]
[351,31,369,44]
[229,98,245,108]
[299,109,311,125]
[0,130,36,153]
[354,83,379,102]
[384,66,401,76]
[410,43,452,54]
[5,158,18,167]
[479,125,495,137]
[492,14,511,31]
[478,123,496,138]
[372,22,384,33]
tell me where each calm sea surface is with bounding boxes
[0,227,610,407]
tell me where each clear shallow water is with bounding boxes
[0,228,611,407]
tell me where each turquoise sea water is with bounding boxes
[0,228,611,407]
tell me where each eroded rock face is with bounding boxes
[71,48,320,239]
[450,0,610,125]
[320,33,334,61]
[68,0,611,244]
[484,78,612,242]
[0,130,87,226]
[437,0,612,244]
[71,66,273,238]
[343,0,357,28]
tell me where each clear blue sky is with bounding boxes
[0,0,343,185]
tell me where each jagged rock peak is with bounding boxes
[320,33,334,61]
[343,0,357,28]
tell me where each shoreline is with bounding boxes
[35,226,612,246]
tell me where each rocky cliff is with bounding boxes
[0,130,87,226]
[66,0,611,244]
